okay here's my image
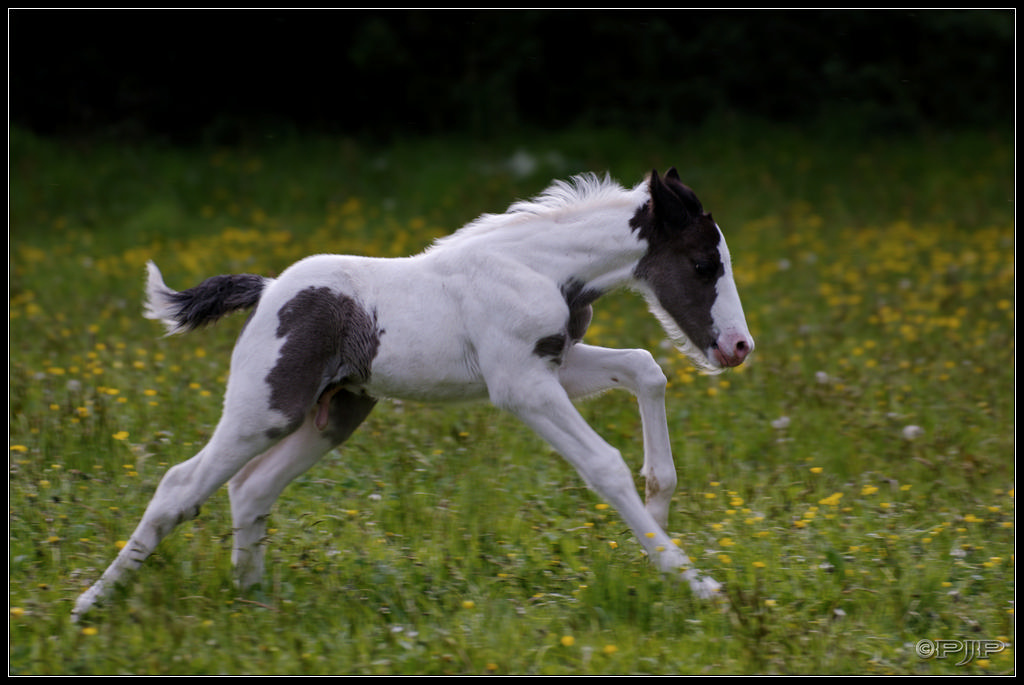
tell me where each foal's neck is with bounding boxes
[529,197,648,294]
[445,189,649,294]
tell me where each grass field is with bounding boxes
[8,122,1014,674]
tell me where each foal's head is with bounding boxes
[632,168,754,373]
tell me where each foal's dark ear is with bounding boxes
[649,168,702,229]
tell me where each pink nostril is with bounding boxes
[734,339,751,361]
[714,335,753,366]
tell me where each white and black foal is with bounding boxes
[72,168,753,619]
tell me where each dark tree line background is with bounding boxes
[9,9,1014,144]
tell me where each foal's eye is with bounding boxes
[693,260,716,281]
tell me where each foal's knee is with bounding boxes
[629,349,668,396]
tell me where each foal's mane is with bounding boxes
[432,173,641,248]
[504,172,629,217]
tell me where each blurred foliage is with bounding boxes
[9,9,1014,144]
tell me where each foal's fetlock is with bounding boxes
[72,583,106,621]
[681,567,723,600]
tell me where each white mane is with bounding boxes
[431,173,643,248]
[503,172,628,217]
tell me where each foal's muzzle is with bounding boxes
[712,332,754,368]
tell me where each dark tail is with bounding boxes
[144,261,270,334]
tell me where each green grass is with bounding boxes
[8,121,1015,674]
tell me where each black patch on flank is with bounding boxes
[264,286,381,438]
[165,273,267,332]
[630,168,723,353]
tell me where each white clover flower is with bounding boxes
[902,425,925,440]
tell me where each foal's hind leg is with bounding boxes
[228,390,376,590]
[72,419,281,620]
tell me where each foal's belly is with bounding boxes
[362,340,489,402]
[358,305,489,403]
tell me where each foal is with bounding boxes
[72,168,753,619]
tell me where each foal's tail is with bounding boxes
[144,261,270,335]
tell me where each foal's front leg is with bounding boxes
[489,362,720,599]
[557,344,677,530]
